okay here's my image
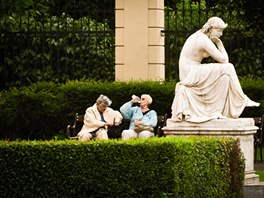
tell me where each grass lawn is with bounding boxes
[256,170,264,182]
[255,147,264,182]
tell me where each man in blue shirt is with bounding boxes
[120,94,157,140]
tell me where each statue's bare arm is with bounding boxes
[202,37,229,63]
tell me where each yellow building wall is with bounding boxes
[115,0,165,81]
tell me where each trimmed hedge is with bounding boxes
[0,78,263,140]
[0,137,245,198]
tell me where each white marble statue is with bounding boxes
[171,16,260,123]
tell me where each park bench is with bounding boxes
[66,113,167,139]
[254,115,264,163]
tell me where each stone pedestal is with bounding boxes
[163,118,259,185]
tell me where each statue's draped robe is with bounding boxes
[171,30,253,123]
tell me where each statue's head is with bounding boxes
[201,17,228,34]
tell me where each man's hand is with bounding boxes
[105,122,113,127]
[134,119,141,127]
[131,95,140,103]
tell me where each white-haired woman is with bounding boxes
[120,94,157,140]
[171,16,259,123]
[77,95,123,141]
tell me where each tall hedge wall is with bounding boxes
[0,78,263,140]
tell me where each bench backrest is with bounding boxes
[66,113,167,138]
[253,115,264,145]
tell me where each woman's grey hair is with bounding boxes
[201,16,228,34]
[141,94,153,105]
[96,95,112,106]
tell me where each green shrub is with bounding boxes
[0,82,62,140]
[240,76,264,117]
[57,80,176,116]
[0,137,245,198]
[0,78,263,140]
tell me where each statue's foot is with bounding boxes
[214,112,228,119]
[246,99,260,107]
[218,114,228,119]
[171,113,183,122]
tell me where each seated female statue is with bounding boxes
[171,16,259,123]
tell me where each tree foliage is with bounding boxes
[207,0,263,28]
[164,0,263,80]
[0,0,115,90]
[0,0,263,89]
[166,0,264,32]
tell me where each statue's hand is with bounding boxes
[211,37,221,44]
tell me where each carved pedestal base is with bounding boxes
[163,118,259,185]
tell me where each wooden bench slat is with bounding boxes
[253,115,264,162]
[66,113,167,139]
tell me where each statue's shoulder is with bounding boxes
[193,31,211,45]
[195,31,208,39]
[186,31,208,44]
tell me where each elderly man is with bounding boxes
[77,95,123,141]
[120,94,157,140]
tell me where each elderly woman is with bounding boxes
[77,95,123,141]
[120,94,157,140]
[171,16,259,123]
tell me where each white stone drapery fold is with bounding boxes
[171,28,258,123]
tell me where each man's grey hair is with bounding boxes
[141,94,153,105]
[96,94,112,106]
